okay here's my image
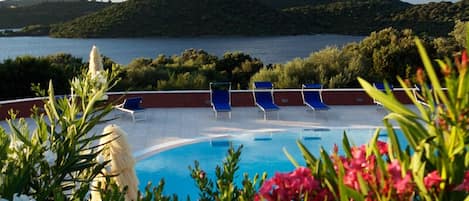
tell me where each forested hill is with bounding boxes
[0,2,110,29]
[29,0,469,38]
[49,0,298,38]
[384,0,469,36]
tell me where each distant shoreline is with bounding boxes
[0,34,364,65]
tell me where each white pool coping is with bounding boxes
[0,105,415,160]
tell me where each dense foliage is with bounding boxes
[2,24,468,100]
[249,27,461,88]
[383,0,469,36]
[0,54,84,100]
[47,0,469,38]
[0,2,110,30]
[49,0,296,38]
[283,0,409,36]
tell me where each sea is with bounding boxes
[0,35,364,65]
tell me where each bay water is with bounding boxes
[0,34,363,65]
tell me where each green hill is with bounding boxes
[283,0,411,35]
[382,0,469,36]
[40,0,469,38]
[50,0,298,38]
[0,1,110,29]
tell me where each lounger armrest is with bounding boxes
[115,107,135,114]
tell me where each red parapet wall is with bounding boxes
[0,90,413,119]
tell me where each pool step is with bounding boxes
[378,133,388,137]
[253,132,273,141]
[303,128,331,132]
[301,127,328,140]
[254,136,272,141]
[303,136,321,140]
[210,140,231,147]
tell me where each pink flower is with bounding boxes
[256,167,331,201]
[387,160,413,196]
[455,170,469,191]
[376,141,388,155]
[394,173,412,194]
[387,160,402,180]
[424,171,442,189]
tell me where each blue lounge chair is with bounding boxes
[209,82,232,119]
[253,81,279,120]
[301,84,329,111]
[372,82,393,107]
[114,97,145,122]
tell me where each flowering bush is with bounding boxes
[255,167,332,201]
[256,37,469,200]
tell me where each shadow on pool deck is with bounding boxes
[105,105,412,155]
[0,105,413,156]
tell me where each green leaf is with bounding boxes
[415,38,452,117]
[342,132,352,158]
[358,78,417,118]
[296,140,318,167]
[283,147,300,168]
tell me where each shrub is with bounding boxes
[256,37,469,200]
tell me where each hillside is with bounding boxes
[49,0,300,38]
[382,0,469,36]
[283,0,411,35]
[17,0,469,38]
[0,1,110,29]
[49,0,412,37]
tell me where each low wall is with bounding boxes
[0,89,413,119]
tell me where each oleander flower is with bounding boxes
[424,171,442,190]
[256,167,329,201]
[387,160,413,196]
[455,171,469,191]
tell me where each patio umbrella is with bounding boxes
[91,124,139,201]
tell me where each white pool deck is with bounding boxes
[1,105,416,159]
[110,105,415,158]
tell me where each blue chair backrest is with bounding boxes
[124,97,143,110]
[255,91,274,103]
[374,83,393,91]
[303,84,322,89]
[212,90,230,104]
[254,82,273,89]
[302,84,322,102]
[303,91,321,102]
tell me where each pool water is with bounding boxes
[135,128,406,199]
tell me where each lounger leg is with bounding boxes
[229,111,231,119]
[131,112,136,123]
[264,111,267,120]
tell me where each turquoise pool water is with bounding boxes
[135,128,406,199]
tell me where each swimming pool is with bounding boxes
[135,128,406,199]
